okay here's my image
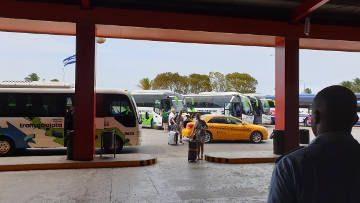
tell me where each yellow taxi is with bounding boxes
[182,115,268,143]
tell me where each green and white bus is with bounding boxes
[245,94,272,125]
[131,90,187,129]
[0,83,141,156]
[185,92,255,124]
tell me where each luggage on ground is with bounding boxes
[188,140,198,162]
[168,131,178,145]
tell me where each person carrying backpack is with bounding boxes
[190,113,208,160]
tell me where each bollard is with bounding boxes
[102,129,116,154]
[299,129,310,144]
[271,129,285,155]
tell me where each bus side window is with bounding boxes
[0,94,5,116]
[96,94,104,117]
[40,94,62,117]
[7,94,17,116]
[23,94,40,117]
[108,95,136,127]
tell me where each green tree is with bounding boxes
[209,72,226,92]
[50,79,59,82]
[188,73,212,93]
[137,78,152,90]
[152,72,189,94]
[303,88,312,94]
[24,73,40,82]
[341,78,360,92]
[225,72,258,93]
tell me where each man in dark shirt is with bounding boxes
[268,85,360,203]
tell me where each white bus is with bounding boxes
[0,83,141,156]
[131,90,187,129]
[185,92,255,124]
[245,94,272,125]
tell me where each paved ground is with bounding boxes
[1,126,360,202]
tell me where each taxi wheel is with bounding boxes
[0,137,14,156]
[204,131,213,143]
[250,131,263,143]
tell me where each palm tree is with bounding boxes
[138,78,152,90]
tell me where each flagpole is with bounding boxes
[62,66,65,82]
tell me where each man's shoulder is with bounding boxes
[275,146,306,164]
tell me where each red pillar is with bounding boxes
[73,22,96,161]
[275,36,299,152]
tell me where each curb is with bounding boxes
[0,158,157,172]
[205,155,277,164]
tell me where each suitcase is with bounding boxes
[168,131,178,145]
[188,140,198,162]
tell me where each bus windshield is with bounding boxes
[260,99,271,115]
[241,96,252,115]
[171,99,186,112]
[130,95,141,123]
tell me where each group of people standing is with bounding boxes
[161,108,184,144]
[161,109,208,160]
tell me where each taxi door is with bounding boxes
[226,117,249,140]
[207,117,229,140]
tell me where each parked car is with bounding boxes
[182,115,268,143]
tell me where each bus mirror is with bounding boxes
[145,112,149,120]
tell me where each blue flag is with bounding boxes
[63,54,76,67]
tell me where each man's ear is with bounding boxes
[313,110,320,124]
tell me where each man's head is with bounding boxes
[179,110,183,115]
[171,108,175,113]
[195,113,200,120]
[312,85,358,136]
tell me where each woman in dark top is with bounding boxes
[191,113,208,160]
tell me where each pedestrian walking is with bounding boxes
[174,110,184,144]
[168,108,176,131]
[190,113,208,160]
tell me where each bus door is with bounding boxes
[224,102,241,118]
[224,102,233,116]
[152,100,163,128]
[240,96,254,124]
[260,99,272,125]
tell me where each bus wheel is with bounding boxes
[250,131,263,143]
[116,137,124,153]
[0,137,14,156]
[204,131,213,143]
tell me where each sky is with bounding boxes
[0,31,359,95]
